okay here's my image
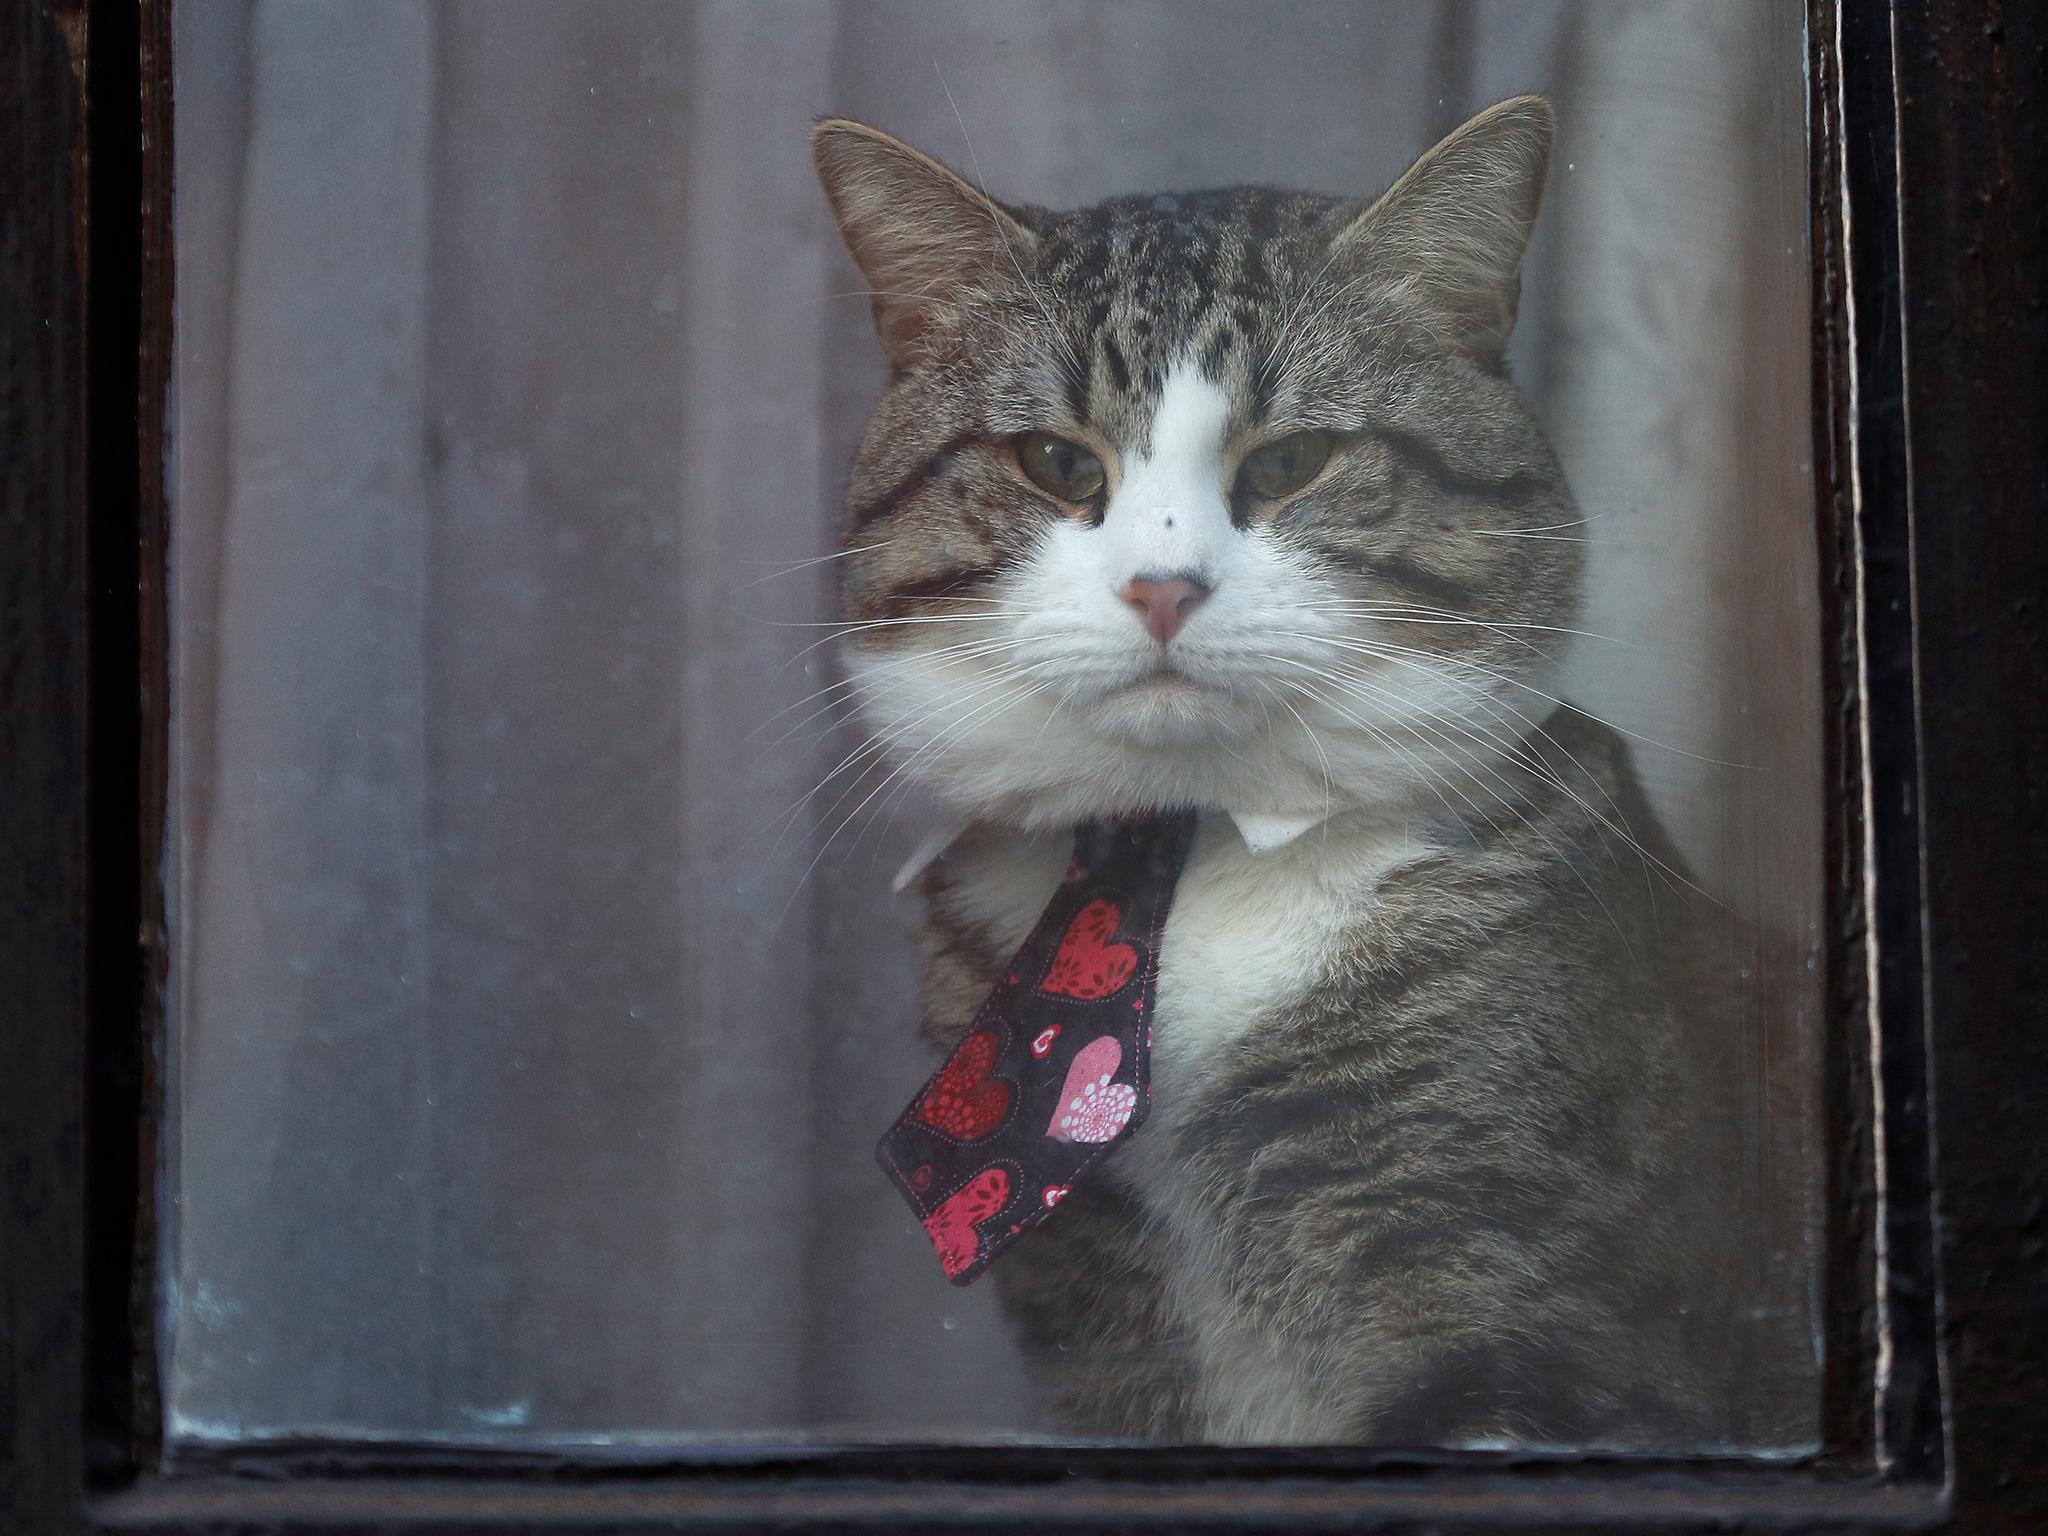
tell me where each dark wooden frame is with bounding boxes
[4,0,2043,1530]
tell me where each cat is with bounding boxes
[810,97,1811,1450]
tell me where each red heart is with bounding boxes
[1039,898,1139,1000]
[923,1167,1011,1278]
[914,1029,1011,1140]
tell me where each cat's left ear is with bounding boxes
[811,118,1039,368]
[1331,95,1555,367]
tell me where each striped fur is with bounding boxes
[813,100,1809,1447]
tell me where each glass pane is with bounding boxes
[167,0,1822,1451]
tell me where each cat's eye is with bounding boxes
[1016,432,1107,503]
[1237,430,1334,500]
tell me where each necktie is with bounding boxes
[876,811,1201,1285]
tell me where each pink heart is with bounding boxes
[1046,1035,1136,1144]
[921,1167,1011,1279]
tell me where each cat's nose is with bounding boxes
[1119,573,1212,646]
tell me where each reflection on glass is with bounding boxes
[168,0,1819,1450]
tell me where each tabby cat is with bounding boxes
[810,98,1810,1449]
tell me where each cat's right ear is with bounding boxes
[811,119,1037,368]
[1329,95,1555,368]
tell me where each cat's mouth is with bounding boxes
[1113,658,1214,697]
[1085,663,1252,746]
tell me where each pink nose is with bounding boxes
[1120,574,1212,645]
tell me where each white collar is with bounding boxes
[890,807,1335,893]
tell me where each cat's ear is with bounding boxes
[811,119,1038,368]
[1331,95,1555,367]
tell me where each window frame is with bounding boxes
[4,0,2043,1530]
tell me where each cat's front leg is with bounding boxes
[991,1175,1202,1442]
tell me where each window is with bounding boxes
[167,0,1822,1454]
[4,0,2044,1530]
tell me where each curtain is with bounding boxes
[169,0,1815,1443]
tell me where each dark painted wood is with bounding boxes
[79,0,168,1491]
[1,4,91,1536]
[5,0,2046,1530]
[1838,0,1947,1486]
[1893,2,2048,1531]
[90,1469,1950,1535]
[1809,0,1885,1466]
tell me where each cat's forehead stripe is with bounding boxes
[1040,187,1334,442]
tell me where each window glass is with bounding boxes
[168,0,1820,1450]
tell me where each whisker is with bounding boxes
[808,288,971,314]
[934,61,1086,386]
[1466,531,1611,545]
[1282,629,1753,769]
[842,669,1065,870]
[770,610,1025,675]
[1261,657,1502,880]
[1266,655,1641,952]
[887,593,1019,606]
[1280,640,1721,910]
[750,653,1047,874]
[746,632,1038,748]
[733,541,891,592]
[1321,607,1643,651]
[786,663,1056,918]
[739,645,1043,862]
[761,611,1030,630]
[1263,682,1335,828]
[1469,513,1608,535]
[1298,604,1555,661]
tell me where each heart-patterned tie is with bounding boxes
[876,811,1200,1285]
